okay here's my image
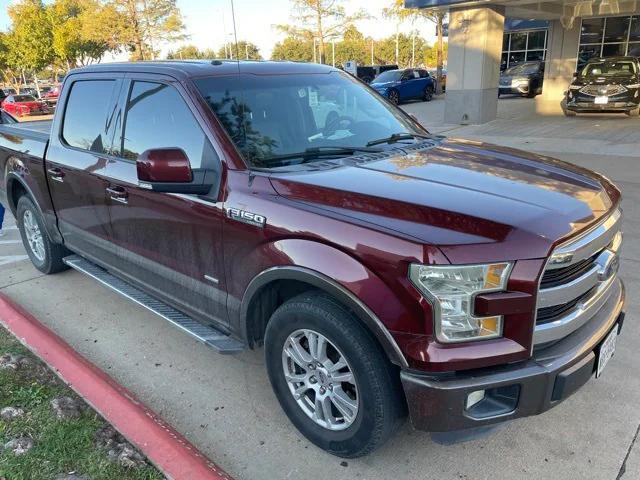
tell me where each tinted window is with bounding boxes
[372,70,401,83]
[121,81,210,169]
[195,71,424,168]
[62,80,117,154]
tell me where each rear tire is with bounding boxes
[423,87,434,102]
[265,292,404,458]
[16,196,69,274]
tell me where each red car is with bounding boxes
[1,95,49,117]
[42,85,61,103]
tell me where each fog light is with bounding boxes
[466,390,486,410]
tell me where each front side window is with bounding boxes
[194,71,424,169]
[62,80,117,154]
[121,81,212,169]
[372,70,402,83]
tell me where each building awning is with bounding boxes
[405,0,639,21]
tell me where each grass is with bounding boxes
[0,326,165,480]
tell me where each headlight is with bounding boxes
[409,263,512,343]
[569,85,582,90]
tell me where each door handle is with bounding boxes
[47,167,64,183]
[106,186,129,204]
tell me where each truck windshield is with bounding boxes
[195,71,424,168]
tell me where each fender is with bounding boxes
[5,171,63,245]
[237,239,416,368]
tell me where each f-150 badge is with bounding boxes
[225,207,266,228]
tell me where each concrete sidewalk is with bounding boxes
[1,101,639,479]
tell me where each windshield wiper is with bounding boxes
[366,132,431,147]
[263,146,383,164]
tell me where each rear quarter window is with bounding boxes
[62,80,118,154]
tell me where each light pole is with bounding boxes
[332,40,335,67]
[313,38,317,63]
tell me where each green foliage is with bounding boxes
[217,41,262,60]
[0,327,164,480]
[277,0,368,64]
[6,0,54,73]
[104,0,187,60]
[166,44,217,60]
[271,36,314,62]
[49,0,111,67]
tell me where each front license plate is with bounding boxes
[597,325,618,378]
[595,96,609,105]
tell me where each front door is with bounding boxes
[103,75,228,327]
[45,74,124,262]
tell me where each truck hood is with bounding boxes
[269,138,619,264]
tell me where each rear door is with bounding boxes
[103,73,228,328]
[45,73,124,263]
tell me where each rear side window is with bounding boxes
[62,80,117,154]
[120,81,211,169]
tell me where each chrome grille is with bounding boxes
[534,209,622,346]
[580,85,627,96]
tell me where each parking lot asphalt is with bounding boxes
[1,100,639,479]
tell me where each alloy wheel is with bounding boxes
[281,329,359,431]
[23,210,45,262]
[388,90,399,105]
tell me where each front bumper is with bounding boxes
[499,84,529,96]
[401,277,625,432]
[567,90,639,112]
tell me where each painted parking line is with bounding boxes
[0,240,22,245]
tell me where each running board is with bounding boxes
[63,255,244,354]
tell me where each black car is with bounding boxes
[499,61,544,98]
[564,56,640,117]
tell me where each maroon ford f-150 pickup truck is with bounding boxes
[0,61,625,458]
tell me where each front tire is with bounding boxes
[265,292,404,458]
[626,107,640,117]
[16,196,69,274]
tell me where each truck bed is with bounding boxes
[0,120,52,142]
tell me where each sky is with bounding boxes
[0,0,437,60]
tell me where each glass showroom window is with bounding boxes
[578,15,640,69]
[501,30,547,70]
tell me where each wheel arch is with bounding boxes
[5,173,63,244]
[240,266,409,368]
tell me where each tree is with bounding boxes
[278,0,368,64]
[5,0,55,94]
[333,25,368,66]
[49,0,111,68]
[217,41,262,60]
[385,0,447,92]
[376,32,430,68]
[166,44,216,60]
[104,0,187,61]
[271,36,314,62]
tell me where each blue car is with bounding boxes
[370,68,435,105]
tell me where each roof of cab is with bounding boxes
[69,60,339,80]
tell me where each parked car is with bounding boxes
[371,68,436,104]
[564,56,640,117]
[19,87,39,97]
[42,85,61,105]
[1,94,49,117]
[0,60,625,458]
[499,61,545,98]
[355,64,399,84]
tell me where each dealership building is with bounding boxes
[407,0,640,123]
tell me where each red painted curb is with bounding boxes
[0,292,233,480]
